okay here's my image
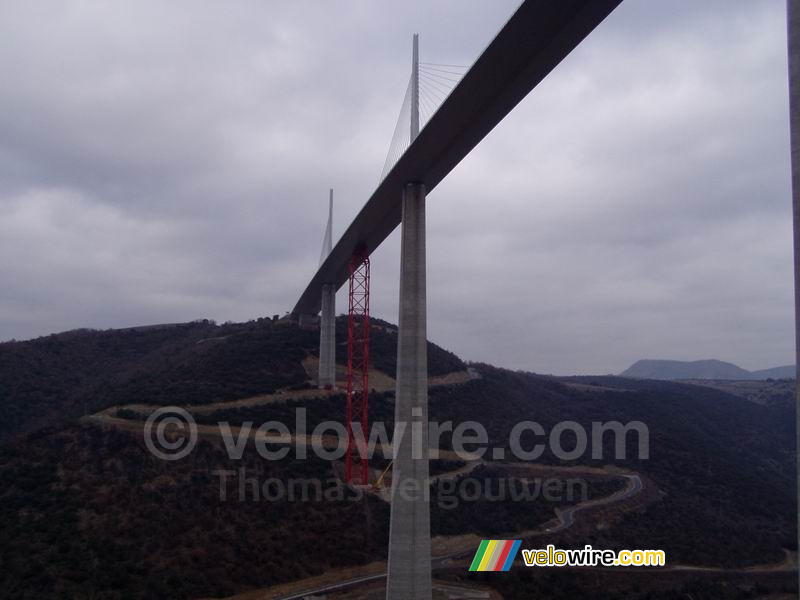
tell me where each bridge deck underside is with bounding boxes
[292,0,622,316]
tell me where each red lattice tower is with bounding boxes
[345,247,370,485]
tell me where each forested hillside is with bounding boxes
[0,317,463,441]
[0,319,795,598]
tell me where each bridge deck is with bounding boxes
[293,0,622,316]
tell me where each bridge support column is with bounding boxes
[318,284,336,388]
[386,181,431,600]
[786,0,800,589]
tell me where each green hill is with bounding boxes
[0,316,463,441]
[0,319,795,599]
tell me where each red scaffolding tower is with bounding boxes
[345,247,370,484]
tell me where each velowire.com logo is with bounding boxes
[469,540,522,572]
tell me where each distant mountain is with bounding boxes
[750,365,797,380]
[620,359,795,380]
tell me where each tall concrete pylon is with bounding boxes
[785,1,800,590]
[319,189,336,389]
[386,33,432,600]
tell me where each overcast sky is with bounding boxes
[0,0,793,374]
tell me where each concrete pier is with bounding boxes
[318,283,336,388]
[386,182,431,600]
[785,0,800,589]
[318,190,336,389]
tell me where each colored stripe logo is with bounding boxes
[469,540,521,571]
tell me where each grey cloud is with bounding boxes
[0,0,794,375]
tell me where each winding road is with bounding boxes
[86,378,651,600]
[265,470,645,600]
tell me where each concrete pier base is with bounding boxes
[318,284,336,388]
[386,182,431,600]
